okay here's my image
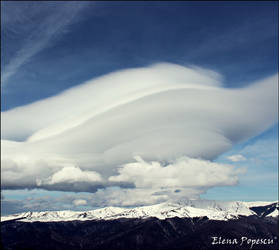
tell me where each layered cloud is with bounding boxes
[1,63,278,201]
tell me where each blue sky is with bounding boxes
[2,1,278,109]
[1,1,278,214]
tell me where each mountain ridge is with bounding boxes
[2,200,278,223]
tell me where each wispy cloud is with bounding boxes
[1,2,87,87]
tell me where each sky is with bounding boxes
[1,1,278,215]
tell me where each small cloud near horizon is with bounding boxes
[227,154,247,162]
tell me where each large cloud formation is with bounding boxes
[1,63,277,201]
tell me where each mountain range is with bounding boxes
[1,200,278,250]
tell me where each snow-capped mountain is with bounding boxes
[2,201,278,250]
[1,200,278,223]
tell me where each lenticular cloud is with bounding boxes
[1,63,278,196]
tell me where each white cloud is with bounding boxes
[109,156,243,188]
[72,199,87,206]
[37,166,102,185]
[106,156,245,205]
[227,154,247,162]
[1,63,277,200]
[90,187,171,207]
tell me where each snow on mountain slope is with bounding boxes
[267,209,278,217]
[266,202,279,217]
[1,201,277,223]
